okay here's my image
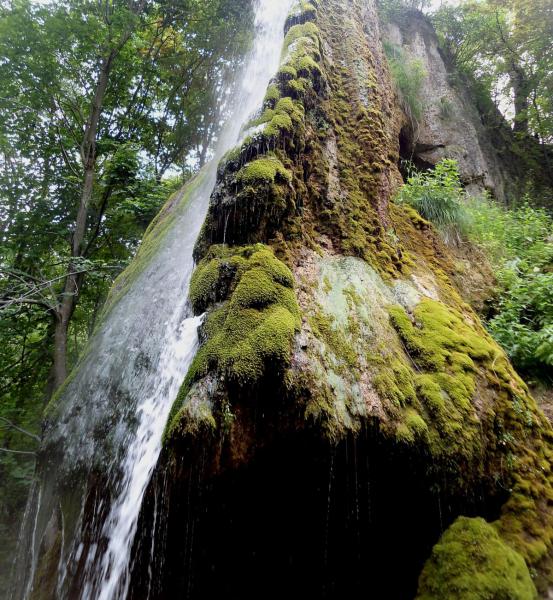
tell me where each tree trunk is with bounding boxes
[510,63,530,136]
[49,0,147,391]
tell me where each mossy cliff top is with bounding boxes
[166,0,553,595]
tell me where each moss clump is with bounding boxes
[170,245,301,435]
[372,357,417,408]
[416,517,536,600]
[248,97,305,141]
[284,22,320,51]
[236,156,292,185]
[278,64,298,82]
[388,299,496,372]
[279,21,323,98]
[165,397,217,443]
[386,299,521,460]
[286,0,318,28]
[264,83,281,107]
[383,297,553,588]
[395,408,429,444]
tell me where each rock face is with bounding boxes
[382,9,516,201]
[133,1,553,599]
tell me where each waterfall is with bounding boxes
[12,1,294,598]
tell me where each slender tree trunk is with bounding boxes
[510,64,530,136]
[51,56,113,390]
[50,1,147,392]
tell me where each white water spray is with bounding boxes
[72,2,295,598]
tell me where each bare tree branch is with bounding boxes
[0,447,36,456]
[0,416,40,442]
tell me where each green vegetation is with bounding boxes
[466,199,553,377]
[395,158,553,380]
[168,244,301,440]
[417,517,536,600]
[236,157,292,185]
[395,159,469,243]
[196,9,322,255]
[0,0,253,588]
[387,298,515,459]
[432,0,553,146]
[383,41,427,127]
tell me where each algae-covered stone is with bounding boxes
[417,517,536,600]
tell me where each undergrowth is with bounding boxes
[395,158,553,380]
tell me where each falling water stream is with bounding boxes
[12,2,293,599]
[82,3,294,598]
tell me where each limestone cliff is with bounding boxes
[129,1,553,599]
[382,9,518,201]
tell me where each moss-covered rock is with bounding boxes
[167,0,553,594]
[236,156,292,185]
[285,0,318,30]
[416,517,536,600]
[386,299,528,459]
[167,244,301,440]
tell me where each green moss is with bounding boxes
[405,408,428,437]
[264,83,281,107]
[101,170,207,319]
[165,398,216,442]
[415,374,445,415]
[168,244,301,438]
[396,409,429,444]
[416,517,536,600]
[284,22,320,51]
[384,299,524,461]
[264,113,293,137]
[236,157,292,185]
[287,0,317,25]
[309,310,357,370]
[275,97,305,123]
[189,258,221,312]
[388,299,497,372]
[373,358,417,408]
[278,64,298,81]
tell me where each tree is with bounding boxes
[0,0,253,391]
[432,0,553,143]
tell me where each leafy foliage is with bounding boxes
[0,0,254,589]
[396,159,553,378]
[395,159,469,243]
[466,198,553,376]
[432,0,553,144]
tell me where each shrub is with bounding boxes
[395,160,553,378]
[384,41,427,127]
[396,158,469,243]
[466,197,553,377]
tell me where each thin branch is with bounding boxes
[0,416,40,442]
[0,447,36,456]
